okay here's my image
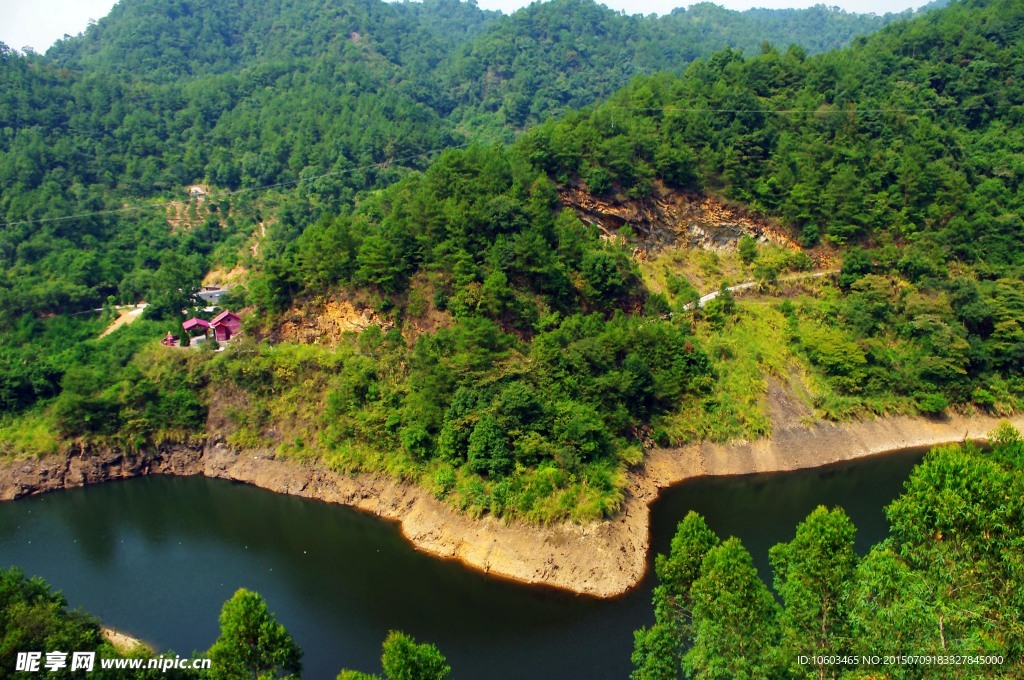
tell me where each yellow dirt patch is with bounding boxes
[99,306,146,338]
[278,300,391,345]
[202,264,248,288]
[101,626,148,653]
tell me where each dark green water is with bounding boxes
[0,448,927,679]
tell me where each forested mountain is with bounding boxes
[444,0,911,129]
[0,0,915,322]
[518,0,1024,415]
[523,0,1024,258]
[45,0,498,80]
[49,0,907,87]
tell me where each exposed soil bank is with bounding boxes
[1,413,1021,598]
[101,626,148,653]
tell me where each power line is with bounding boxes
[610,102,1021,114]
[0,137,504,229]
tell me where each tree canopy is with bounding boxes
[207,588,302,680]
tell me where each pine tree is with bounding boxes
[207,589,302,680]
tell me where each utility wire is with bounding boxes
[610,102,1021,114]
[0,136,504,229]
[3,98,1019,228]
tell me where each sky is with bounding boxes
[1,0,932,54]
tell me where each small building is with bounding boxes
[196,286,229,305]
[161,332,180,347]
[182,318,211,335]
[182,315,211,342]
[211,311,242,342]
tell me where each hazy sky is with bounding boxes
[1,0,931,54]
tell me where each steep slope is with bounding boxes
[7,0,1017,528]
[516,0,1024,418]
[524,0,1024,264]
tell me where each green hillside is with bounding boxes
[0,0,915,322]
[444,0,911,129]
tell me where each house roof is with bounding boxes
[182,318,211,331]
[211,310,240,326]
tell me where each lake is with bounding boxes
[0,447,927,678]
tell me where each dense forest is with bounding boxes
[1,0,918,321]
[520,0,1024,418]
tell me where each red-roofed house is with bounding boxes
[182,318,211,334]
[211,311,242,342]
[181,317,211,347]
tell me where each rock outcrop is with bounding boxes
[275,299,391,346]
[559,182,798,254]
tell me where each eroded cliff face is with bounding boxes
[0,442,205,501]
[559,182,798,254]
[273,299,392,346]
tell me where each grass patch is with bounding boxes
[0,410,63,458]
[639,248,747,303]
[661,301,804,443]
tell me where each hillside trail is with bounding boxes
[686,268,838,309]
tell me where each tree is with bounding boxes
[630,623,680,680]
[880,444,1024,657]
[207,589,302,680]
[355,234,407,293]
[581,248,632,304]
[737,235,758,265]
[653,512,721,641]
[466,413,512,476]
[336,631,450,680]
[631,512,720,680]
[770,506,857,679]
[144,252,204,321]
[552,400,611,464]
[846,548,935,662]
[51,366,120,436]
[380,631,451,680]
[685,538,781,680]
[0,567,107,675]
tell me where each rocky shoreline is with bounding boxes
[1,412,1021,598]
